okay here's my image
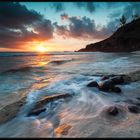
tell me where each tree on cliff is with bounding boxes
[132,14,139,21]
[120,15,127,26]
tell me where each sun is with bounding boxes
[36,43,48,52]
[38,46,47,52]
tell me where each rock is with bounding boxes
[101,76,110,81]
[98,79,115,91]
[27,108,46,116]
[0,96,26,124]
[107,106,119,116]
[137,97,140,101]
[87,81,98,87]
[110,76,124,85]
[54,124,72,136]
[127,105,140,114]
[28,93,72,116]
[112,86,122,93]
[135,103,140,106]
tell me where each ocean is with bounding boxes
[0,51,140,137]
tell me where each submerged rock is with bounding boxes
[127,105,140,114]
[55,124,72,136]
[107,106,119,116]
[87,81,98,87]
[112,86,122,93]
[28,93,72,117]
[27,108,46,116]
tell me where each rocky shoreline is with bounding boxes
[0,96,26,125]
[0,70,140,129]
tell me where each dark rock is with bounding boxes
[137,97,140,101]
[101,76,110,81]
[87,81,98,87]
[0,96,26,125]
[112,86,122,93]
[128,105,140,114]
[107,106,119,116]
[27,93,72,117]
[110,76,124,85]
[98,79,115,91]
[27,108,46,116]
[135,103,140,106]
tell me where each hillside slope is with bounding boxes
[78,18,140,52]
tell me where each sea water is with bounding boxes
[0,51,140,137]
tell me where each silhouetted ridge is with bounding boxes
[78,18,140,52]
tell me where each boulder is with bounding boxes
[101,76,110,81]
[110,76,124,85]
[107,106,119,116]
[87,81,98,87]
[98,79,115,91]
[137,97,140,101]
[127,105,140,114]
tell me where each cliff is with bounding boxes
[78,18,140,52]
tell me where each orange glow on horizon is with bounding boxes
[0,36,102,52]
[34,42,48,52]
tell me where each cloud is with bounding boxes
[0,2,42,29]
[0,2,54,49]
[53,22,69,38]
[33,19,54,40]
[55,15,112,40]
[68,16,96,38]
[60,13,69,21]
[74,2,96,13]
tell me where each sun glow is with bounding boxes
[35,42,48,52]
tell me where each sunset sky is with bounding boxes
[0,2,140,52]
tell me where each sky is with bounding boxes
[0,2,140,52]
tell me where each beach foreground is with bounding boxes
[0,51,140,137]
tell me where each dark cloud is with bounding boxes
[51,3,65,12]
[55,15,112,40]
[0,2,42,29]
[68,16,96,38]
[33,19,54,40]
[53,22,69,38]
[0,2,54,49]
[74,2,96,13]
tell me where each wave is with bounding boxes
[0,52,39,57]
[0,52,101,57]
[2,66,33,74]
[48,59,74,65]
